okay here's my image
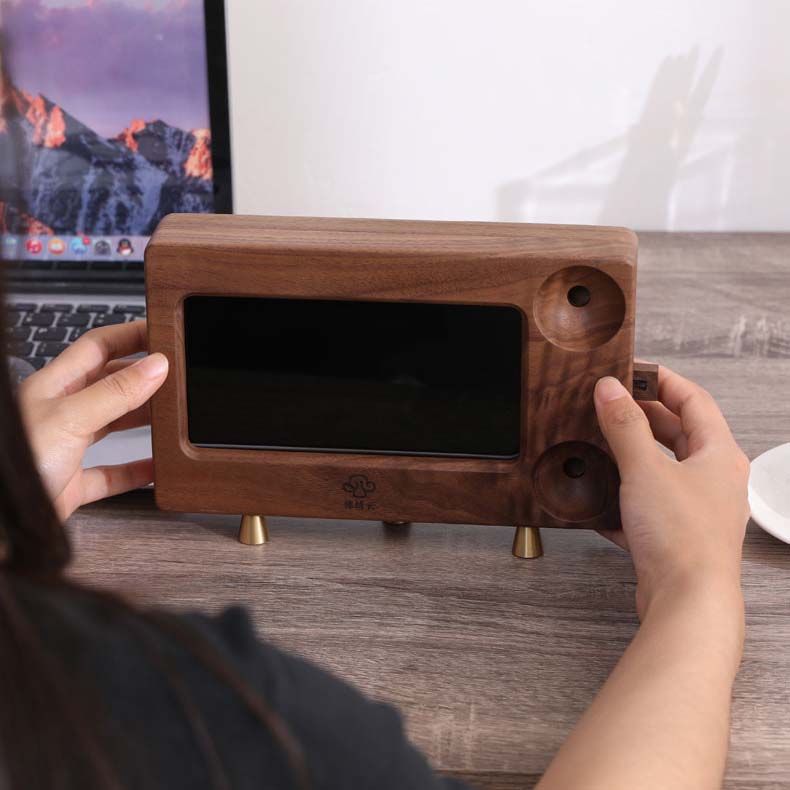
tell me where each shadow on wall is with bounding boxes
[496,47,724,229]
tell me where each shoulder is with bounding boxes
[11,578,466,789]
[183,606,467,789]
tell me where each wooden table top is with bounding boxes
[68,233,790,790]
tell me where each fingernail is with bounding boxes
[134,353,168,379]
[596,376,628,402]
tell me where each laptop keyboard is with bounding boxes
[6,301,146,370]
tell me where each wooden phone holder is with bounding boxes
[146,214,655,558]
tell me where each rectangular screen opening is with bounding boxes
[184,296,523,459]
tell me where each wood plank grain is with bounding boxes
[65,233,790,789]
[146,214,638,532]
[636,232,790,359]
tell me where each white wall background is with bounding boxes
[225,0,790,231]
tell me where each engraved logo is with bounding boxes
[342,474,376,499]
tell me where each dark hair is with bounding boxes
[0,57,308,790]
[0,302,311,790]
[0,305,313,790]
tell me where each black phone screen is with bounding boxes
[184,296,523,459]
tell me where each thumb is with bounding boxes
[62,353,169,439]
[594,376,659,478]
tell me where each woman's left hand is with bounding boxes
[18,320,168,520]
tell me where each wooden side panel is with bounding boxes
[146,214,637,529]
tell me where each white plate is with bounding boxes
[748,443,790,544]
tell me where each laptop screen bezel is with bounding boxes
[4,0,234,291]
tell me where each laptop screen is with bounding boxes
[0,0,229,272]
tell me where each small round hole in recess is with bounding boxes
[533,266,625,351]
[567,285,591,308]
[563,457,586,479]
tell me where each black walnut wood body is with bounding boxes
[146,214,638,531]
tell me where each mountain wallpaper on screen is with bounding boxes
[0,75,214,236]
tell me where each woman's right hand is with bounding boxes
[594,366,750,621]
[539,368,750,790]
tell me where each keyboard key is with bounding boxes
[41,303,74,313]
[77,304,109,313]
[6,326,30,341]
[9,341,34,356]
[69,327,90,341]
[23,311,55,327]
[125,261,144,272]
[9,302,36,311]
[35,342,69,357]
[25,261,53,270]
[90,261,116,271]
[34,326,68,341]
[93,313,126,327]
[112,305,146,315]
[55,260,88,271]
[57,313,90,327]
[24,357,46,371]
[6,311,23,327]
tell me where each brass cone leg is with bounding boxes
[512,526,543,559]
[382,520,411,543]
[239,514,269,545]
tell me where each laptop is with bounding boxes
[1,0,233,468]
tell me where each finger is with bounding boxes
[594,376,661,479]
[74,358,142,396]
[20,356,140,405]
[102,358,143,378]
[597,529,629,551]
[21,321,148,399]
[60,352,168,440]
[655,365,733,455]
[92,402,152,444]
[79,458,154,505]
[639,400,690,460]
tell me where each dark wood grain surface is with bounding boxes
[68,233,790,790]
[146,214,638,531]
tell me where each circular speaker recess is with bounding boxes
[533,441,619,523]
[533,266,626,351]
